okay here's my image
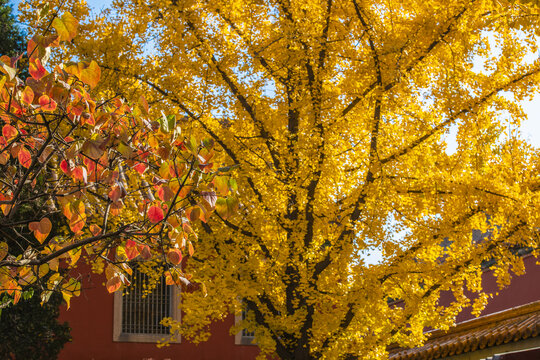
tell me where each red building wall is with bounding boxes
[445,254,540,323]
[58,266,260,360]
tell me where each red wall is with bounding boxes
[58,267,260,360]
[441,254,540,323]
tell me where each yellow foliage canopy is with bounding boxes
[23,0,540,359]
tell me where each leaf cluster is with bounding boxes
[0,7,238,309]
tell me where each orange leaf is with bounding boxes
[139,245,152,260]
[18,147,32,168]
[148,205,164,223]
[125,240,140,260]
[89,224,102,236]
[157,185,175,202]
[65,200,86,234]
[21,86,34,105]
[29,58,47,80]
[188,241,195,257]
[167,249,183,265]
[13,289,21,305]
[106,275,122,293]
[0,241,7,261]
[182,222,195,235]
[139,95,149,115]
[39,95,57,111]
[28,217,52,244]
[69,217,85,234]
[185,206,201,222]
[2,124,17,142]
[0,152,8,165]
[213,176,229,196]
[108,185,124,202]
[81,138,106,160]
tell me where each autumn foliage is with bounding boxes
[0,8,237,309]
[15,1,540,359]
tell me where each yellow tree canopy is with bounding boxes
[22,0,540,359]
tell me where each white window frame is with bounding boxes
[113,274,181,343]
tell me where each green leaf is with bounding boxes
[228,178,238,193]
[217,164,240,173]
[159,113,176,133]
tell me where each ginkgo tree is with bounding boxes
[20,0,540,359]
[0,7,236,309]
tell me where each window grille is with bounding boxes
[241,310,255,338]
[235,306,256,345]
[121,269,171,335]
[113,267,181,343]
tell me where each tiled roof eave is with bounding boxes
[388,301,540,360]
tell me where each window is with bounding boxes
[235,308,256,345]
[113,268,181,343]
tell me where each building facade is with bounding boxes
[59,255,539,360]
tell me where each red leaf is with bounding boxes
[18,147,32,168]
[148,205,164,223]
[39,95,57,111]
[133,162,147,174]
[2,124,17,142]
[125,240,140,260]
[60,159,71,174]
[72,166,87,183]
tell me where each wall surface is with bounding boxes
[448,254,540,323]
[58,265,260,360]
